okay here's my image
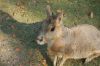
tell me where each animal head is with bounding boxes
[37,5,64,45]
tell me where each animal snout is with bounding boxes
[37,36,43,41]
[36,36,45,45]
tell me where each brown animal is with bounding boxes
[36,5,100,66]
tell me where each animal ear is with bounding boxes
[54,10,64,26]
[46,5,52,17]
[56,10,64,22]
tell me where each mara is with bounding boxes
[37,5,100,66]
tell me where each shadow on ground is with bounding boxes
[0,10,53,66]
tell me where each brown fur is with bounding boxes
[37,6,100,66]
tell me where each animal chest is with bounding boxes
[47,39,65,55]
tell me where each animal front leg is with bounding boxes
[59,56,68,66]
[54,56,58,66]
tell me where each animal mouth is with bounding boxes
[38,38,43,41]
[36,36,45,45]
[36,39,45,45]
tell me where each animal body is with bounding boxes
[36,5,100,66]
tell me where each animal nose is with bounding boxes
[37,36,43,41]
[38,38,43,41]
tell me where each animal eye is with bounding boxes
[51,26,55,31]
[59,17,61,21]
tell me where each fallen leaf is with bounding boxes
[19,64,23,66]
[40,59,47,66]
[15,47,21,52]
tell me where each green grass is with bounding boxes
[0,0,100,66]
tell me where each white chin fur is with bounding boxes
[37,40,45,45]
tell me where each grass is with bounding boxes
[0,0,100,66]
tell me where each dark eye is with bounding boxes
[51,26,55,31]
[59,17,61,21]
